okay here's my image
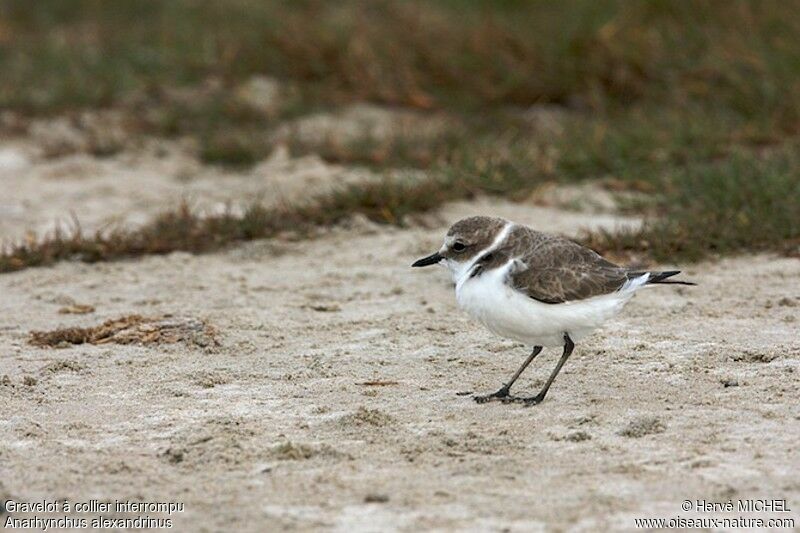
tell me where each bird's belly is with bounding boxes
[455,270,632,347]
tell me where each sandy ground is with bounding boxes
[1,115,799,532]
[1,182,799,531]
[0,103,444,242]
[0,140,378,242]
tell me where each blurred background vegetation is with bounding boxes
[0,0,798,270]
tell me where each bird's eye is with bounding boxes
[452,242,466,252]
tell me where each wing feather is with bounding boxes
[502,227,629,304]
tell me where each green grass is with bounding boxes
[1,1,799,271]
[0,156,538,273]
[4,1,800,120]
[4,132,796,274]
[584,146,800,261]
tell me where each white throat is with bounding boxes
[446,221,513,289]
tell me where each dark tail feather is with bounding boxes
[630,270,696,286]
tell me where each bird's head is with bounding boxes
[412,216,509,279]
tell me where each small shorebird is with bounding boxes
[412,216,694,405]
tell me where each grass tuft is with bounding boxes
[3,0,800,125]
[29,314,218,348]
[3,133,799,273]
[584,148,800,262]
[0,156,538,273]
[1,1,799,270]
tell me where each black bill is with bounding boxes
[411,252,443,267]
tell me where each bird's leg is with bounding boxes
[474,346,543,403]
[503,334,574,406]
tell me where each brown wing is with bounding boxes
[503,227,629,304]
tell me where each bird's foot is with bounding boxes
[500,393,546,406]
[473,386,510,404]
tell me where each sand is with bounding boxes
[1,131,799,531]
[0,141,375,242]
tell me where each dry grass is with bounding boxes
[579,146,800,262]
[4,1,800,122]
[0,173,464,273]
[1,137,551,273]
[3,135,799,273]
[29,315,218,348]
[1,1,799,269]
[1,204,289,273]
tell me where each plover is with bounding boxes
[412,216,694,405]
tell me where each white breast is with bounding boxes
[455,263,647,347]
